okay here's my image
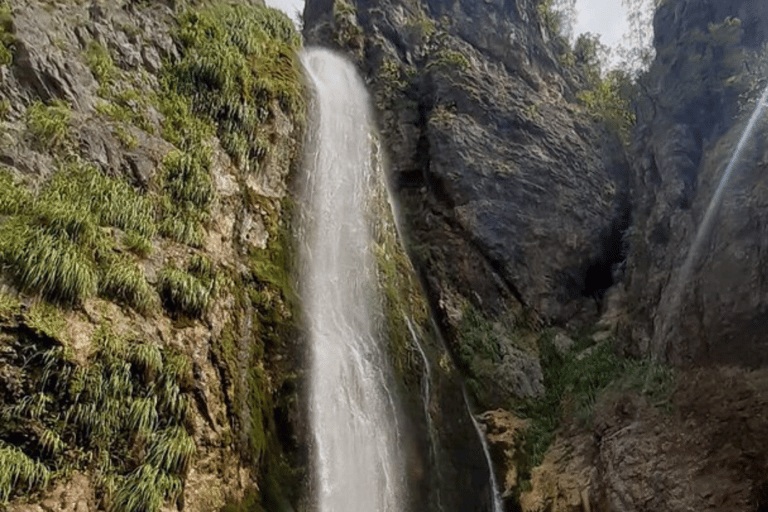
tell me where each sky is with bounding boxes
[264,0,630,49]
[572,0,630,49]
[264,0,304,24]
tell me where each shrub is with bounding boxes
[537,0,563,35]
[515,331,674,486]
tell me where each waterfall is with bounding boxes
[299,48,405,512]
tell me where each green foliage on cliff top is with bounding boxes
[167,3,304,172]
[578,69,637,145]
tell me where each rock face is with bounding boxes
[621,0,768,368]
[0,1,307,510]
[509,367,768,512]
[303,0,631,338]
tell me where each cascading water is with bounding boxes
[299,48,405,512]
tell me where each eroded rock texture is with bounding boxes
[621,0,768,368]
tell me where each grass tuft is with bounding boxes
[0,161,156,305]
[0,218,98,304]
[167,4,304,172]
[85,41,116,87]
[123,231,154,258]
[0,1,14,67]
[26,100,71,150]
[157,264,212,317]
[146,426,196,474]
[0,442,50,503]
[0,169,30,215]
[99,255,157,314]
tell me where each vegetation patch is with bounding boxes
[514,331,674,492]
[167,3,304,172]
[26,100,72,150]
[0,1,13,67]
[0,161,156,308]
[0,323,195,510]
[578,69,637,145]
[157,257,216,318]
[85,41,117,89]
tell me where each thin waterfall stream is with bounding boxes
[659,83,768,344]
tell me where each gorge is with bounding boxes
[0,0,768,511]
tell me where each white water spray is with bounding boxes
[300,48,404,512]
[660,83,768,343]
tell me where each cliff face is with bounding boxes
[0,1,307,510]
[622,0,768,368]
[304,0,630,365]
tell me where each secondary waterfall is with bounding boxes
[299,48,405,512]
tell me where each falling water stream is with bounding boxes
[300,48,404,512]
[300,47,504,512]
